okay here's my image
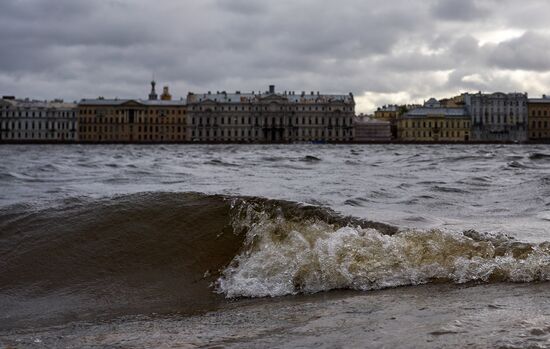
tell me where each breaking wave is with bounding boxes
[1,192,549,328]
[217,198,550,298]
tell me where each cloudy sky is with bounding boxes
[1,0,550,113]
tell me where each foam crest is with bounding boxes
[217,202,550,298]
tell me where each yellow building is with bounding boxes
[398,98,471,142]
[528,96,550,141]
[78,82,187,143]
[439,94,466,108]
[374,105,399,122]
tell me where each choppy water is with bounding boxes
[1,144,550,348]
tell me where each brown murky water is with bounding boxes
[1,144,550,348]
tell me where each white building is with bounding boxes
[465,92,528,141]
[0,97,78,142]
[186,85,355,143]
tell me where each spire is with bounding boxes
[148,80,158,100]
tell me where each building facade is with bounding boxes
[466,92,528,141]
[0,96,77,142]
[439,94,466,108]
[353,117,392,142]
[397,98,471,142]
[78,83,187,143]
[186,85,355,143]
[528,95,550,141]
[373,105,400,121]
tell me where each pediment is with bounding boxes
[198,99,217,105]
[120,100,144,107]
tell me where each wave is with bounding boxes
[528,153,550,160]
[1,192,549,328]
[216,199,550,298]
[300,155,322,162]
[0,192,394,329]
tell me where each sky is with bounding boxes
[1,0,550,114]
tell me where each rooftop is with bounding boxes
[528,95,550,103]
[1,98,76,109]
[403,107,470,118]
[79,98,186,107]
[187,86,354,104]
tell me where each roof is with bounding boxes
[1,98,76,109]
[403,107,470,118]
[187,92,353,104]
[79,98,186,107]
[528,96,550,104]
[467,92,527,99]
[376,105,399,112]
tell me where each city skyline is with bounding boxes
[2,0,550,114]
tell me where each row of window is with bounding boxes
[474,115,524,124]
[80,125,184,133]
[472,108,525,115]
[529,132,550,139]
[1,121,76,130]
[79,109,185,116]
[530,110,550,117]
[191,105,351,112]
[0,111,75,118]
[192,116,353,127]
[530,120,550,128]
[79,117,185,124]
[1,132,76,139]
[472,100,526,107]
[402,120,469,129]
[192,128,351,138]
[403,131,468,138]
[79,134,185,141]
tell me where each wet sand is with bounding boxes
[2,282,550,349]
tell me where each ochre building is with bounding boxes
[398,98,471,142]
[78,82,187,142]
[528,95,550,141]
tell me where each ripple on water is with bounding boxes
[431,186,470,194]
[528,152,550,161]
[300,155,322,162]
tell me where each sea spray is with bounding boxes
[217,200,550,298]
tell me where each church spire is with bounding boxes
[148,80,158,100]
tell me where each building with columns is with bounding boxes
[77,82,187,143]
[186,85,355,143]
[0,96,77,142]
[466,92,528,141]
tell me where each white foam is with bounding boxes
[217,207,550,298]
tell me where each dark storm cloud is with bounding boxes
[487,32,550,71]
[1,0,550,112]
[431,0,489,21]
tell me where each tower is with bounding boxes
[148,80,158,100]
[161,86,172,101]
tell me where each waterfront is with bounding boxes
[1,144,550,348]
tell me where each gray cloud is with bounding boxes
[487,32,550,71]
[0,0,549,112]
[431,0,489,21]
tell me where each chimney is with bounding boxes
[269,85,275,94]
